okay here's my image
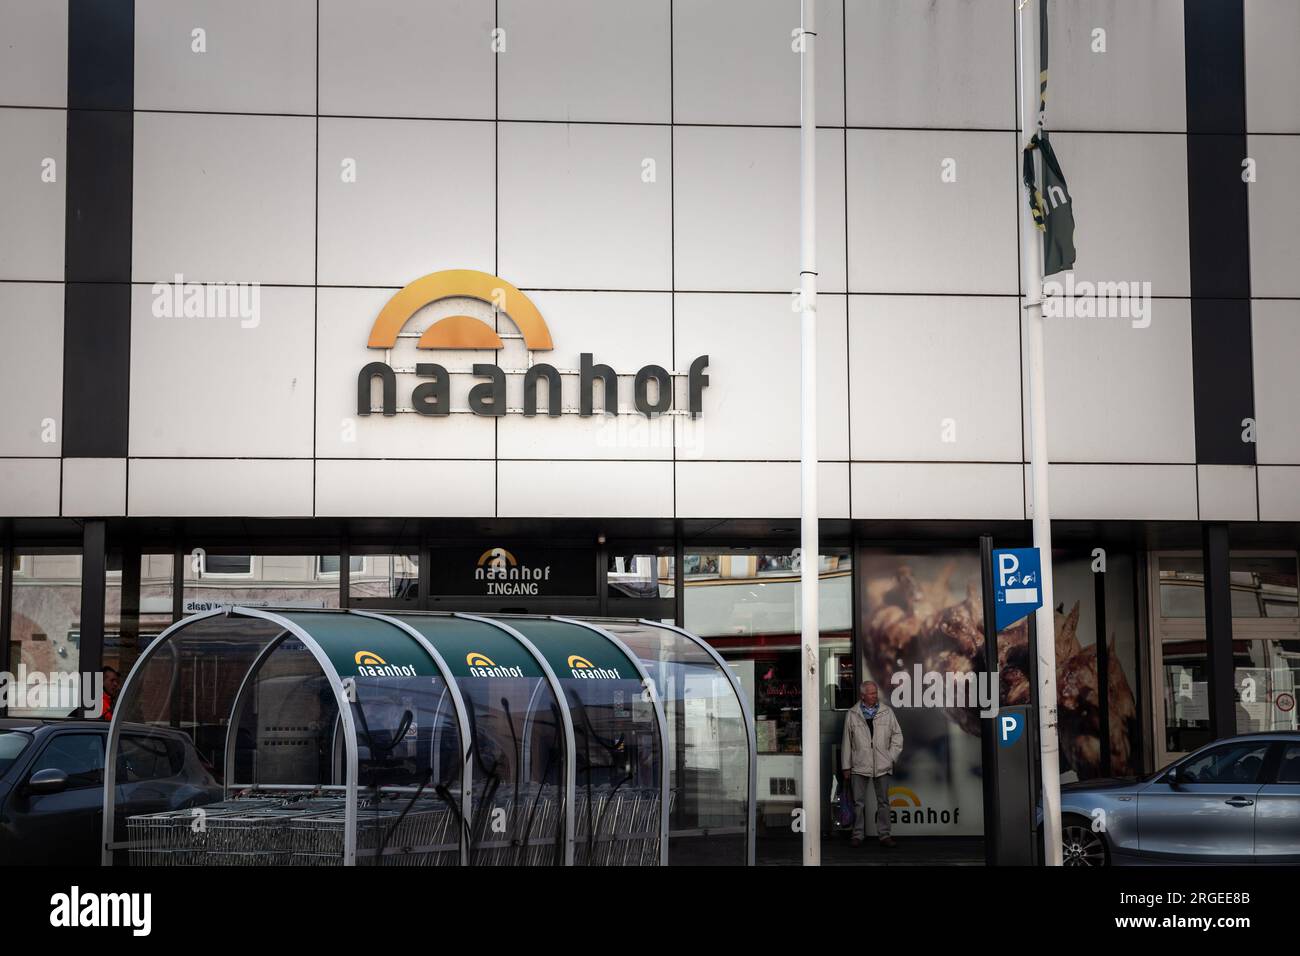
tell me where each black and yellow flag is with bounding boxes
[1022,0,1076,276]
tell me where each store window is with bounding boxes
[318,555,365,576]
[103,553,175,680]
[183,553,343,614]
[199,554,253,576]
[9,551,83,717]
[348,553,419,607]
[607,546,675,621]
[684,548,852,860]
[1152,552,1300,763]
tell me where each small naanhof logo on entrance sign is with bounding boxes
[474,546,552,595]
[356,269,709,419]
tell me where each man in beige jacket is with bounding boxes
[840,680,904,847]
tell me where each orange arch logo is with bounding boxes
[367,270,553,352]
[477,547,517,568]
[567,655,595,670]
[888,786,921,808]
[466,652,496,668]
[354,651,387,666]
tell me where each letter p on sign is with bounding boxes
[998,552,1018,585]
[998,713,1023,747]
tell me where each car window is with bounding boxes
[29,733,105,789]
[0,732,32,777]
[118,734,184,782]
[1179,741,1270,785]
[1275,744,1300,784]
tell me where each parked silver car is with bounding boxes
[1053,731,1300,865]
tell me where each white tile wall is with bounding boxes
[128,458,314,516]
[851,462,1023,520]
[497,121,672,290]
[1035,300,1196,463]
[676,461,849,519]
[134,0,317,114]
[0,282,63,456]
[133,112,315,284]
[1051,133,1191,297]
[499,0,671,123]
[1259,467,1300,521]
[1197,464,1258,521]
[0,458,60,516]
[0,2,1293,525]
[317,118,495,287]
[499,460,674,518]
[0,108,65,281]
[316,459,495,516]
[846,130,1019,294]
[129,285,316,458]
[1047,0,1188,132]
[318,0,495,119]
[845,0,1014,130]
[62,457,126,517]
[1033,464,1198,520]
[674,126,846,292]
[673,293,848,461]
[1247,134,1300,298]
[849,295,1022,462]
[0,0,67,108]
[1245,0,1300,134]
[673,0,844,127]
[1252,300,1300,465]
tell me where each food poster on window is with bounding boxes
[858,551,1143,835]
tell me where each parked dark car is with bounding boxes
[0,718,222,866]
[1048,731,1300,865]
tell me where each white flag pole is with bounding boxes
[798,0,820,867]
[1017,0,1063,866]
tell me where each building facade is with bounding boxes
[1,0,1298,861]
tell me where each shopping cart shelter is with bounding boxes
[103,608,755,866]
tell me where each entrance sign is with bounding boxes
[431,545,595,597]
[992,547,1043,631]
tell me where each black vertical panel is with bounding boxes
[1184,0,1255,466]
[68,0,135,111]
[63,284,133,457]
[63,0,134,459]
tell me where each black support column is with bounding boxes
[79,521,107,681]
[1202,524,1237,738]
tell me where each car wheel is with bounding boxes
[1061,820,1109,866]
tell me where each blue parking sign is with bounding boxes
[992,547,1043,631]
[997,711,1024,747]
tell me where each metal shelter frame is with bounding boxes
[102,607,755,867]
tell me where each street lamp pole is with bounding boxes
[798,0,821,867]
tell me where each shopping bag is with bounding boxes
[831,775,855,830]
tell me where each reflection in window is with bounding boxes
[9,552,83,717]
[183,554,342,614]
[684,549,851,860]
[349,554,419,605]
[1158,554,1299,619]
[607,551,673,600]
[1233,638,1300,734]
